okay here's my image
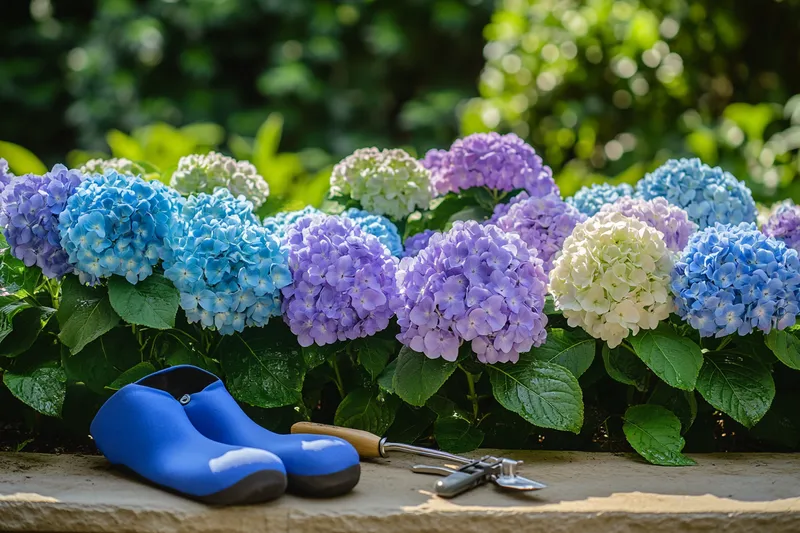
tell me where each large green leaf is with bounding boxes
[58,277,120,354]
[0,140,47,175]
[217,326,305,408]
[602,344,648,390]
[0,301,54,358]
[765,330,800,370]
[529,328,595,378]
[3,362,66,417]
[63,328,141,393]
[488,358,584,433]
[108,274,179,330]
[334,388,398,435]
[356,337,395,379]
[386,404,437,444]
[696,353,775,428]
[623,404,695,466]
[377,358,397,393]
[392,346,457,406]
[434,416,485,453]
[629,325,702,390]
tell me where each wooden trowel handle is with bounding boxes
[291,422,384,458]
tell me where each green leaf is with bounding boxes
[386,404,437,444]
[377,358,397,393]
[164,343,220,375]
[0,140,47,175]
[723,103,776,140]
[447,205,491,225]
[488,359,584,433]
[0,301,54,358]
[58,277,120,355]
[648,382,697,433]
[357,337,395,379]
[623,404,695,466]
[180,122,224,146]
[107,362,158,390]
[529,328,595,378]
[765,330,800,370]
[63,328,141,393]
[108,274,179,330]
[629,324,702,390]
[254,113,292,196]
[3,362,66,418]
[602,344,648,390]
[105,129,144,160]
[302,344,329,370]
[393,346,457,406]
[696,353,775,428]
[434,416,484,453]
[334,388,398,435]
[217,325,305,408]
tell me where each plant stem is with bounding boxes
[716,336,732,351]
[460,364,479,421]
[330,356,346,399]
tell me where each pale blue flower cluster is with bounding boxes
[58,171,182,285]
[672,223,800,337]
[636,158,757,229]
[164,192,290,335]
[341,208,403,257]
[263,206,322,237]
[0,158,13,198]
[566,183,634,216]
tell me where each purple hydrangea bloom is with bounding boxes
[599,197,697,252]
[0,158,13,198]
[420,149,450,196]
[396,221,548,364]
[427,133,558,197]
[403,229,439,258]
[566,182,634,216]
[491,192,586,273]
[282,214,399,347]
[763,203,800,252]
[0,165,83,278]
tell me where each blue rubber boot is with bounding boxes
[172,365,361,497]
[90,368,288,505]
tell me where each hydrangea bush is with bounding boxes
[170,152,270,208]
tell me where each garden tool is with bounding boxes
[90,370,288,505]
[291,422,546,498]
[169,365,361,498]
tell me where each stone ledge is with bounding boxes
[1,451,799,533]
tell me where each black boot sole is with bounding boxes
[287,463,361,498]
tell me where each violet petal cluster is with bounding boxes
[566,182,634,216]
[342,208,403,257]
[0,165,83,278]
[762,202,800,252]
[0,158,13,198]
[426,133,557,197]
[491,192,586,273]
[403,229,439,258]
[599,197,696,252]
[281,214,399,347]
[396,221,548,364]
[419,149,450,196]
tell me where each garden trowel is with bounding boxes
[290,422,546,498]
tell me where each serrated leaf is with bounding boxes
[3,362,66,418]
[529,328,595,377]
[63,328,141,393]
[107,362,158,390]
[434,416,484,453]
[58,277,120,355]
[217,325,304,408]
[108,274,179,330]
[334,388,398,435]
[392,346,457,406]
[696,353,775,428]
[377,358,397,393]
[623,404,695,466]
[488,359,584,433]
[357,337,395,379]
[629,324,702,390]
[765,329,800,370]
[602,344,648,390]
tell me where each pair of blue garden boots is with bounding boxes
[90,365,360,505]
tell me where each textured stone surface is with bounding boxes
[1,451,799,533]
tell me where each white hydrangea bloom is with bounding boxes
[549,211,675,348]
[170,152,270,208]
[330,147,433,219]
[80,158,145,177]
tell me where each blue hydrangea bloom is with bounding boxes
[282,214,399,347]
[672,223,800,337]
[0,158,13,198]
[636,158,757,229]
[0,165,83,278]
[181,187,258,227]
[263,206,323,238]
[58,171,183,285]
[341,208,403,257]
[566,183,634,217]
[403,229,439,258]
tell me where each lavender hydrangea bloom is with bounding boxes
[342,208,403,257]
[762,203,800,252]
[396,221,548,364]
[420,149,450,196]
[282,214,399,347]
[164,193,290,335]
[672,223,800,337]
[403,229,439,258]
[491,192,586,272]
[59,171,182,285]
[599,197,696,252]
[430,133,557,197]
[566,183,634,216]
[0,158,13,198]
[0,165,83,278]
[636,158,757,229]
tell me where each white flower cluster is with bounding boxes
[170,152,270,208]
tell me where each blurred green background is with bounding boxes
[2,0,800,204]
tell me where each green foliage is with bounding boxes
[623,404,695,466]
[629,324,703,391]
[108,274,180,330]
[393,346,457,407]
